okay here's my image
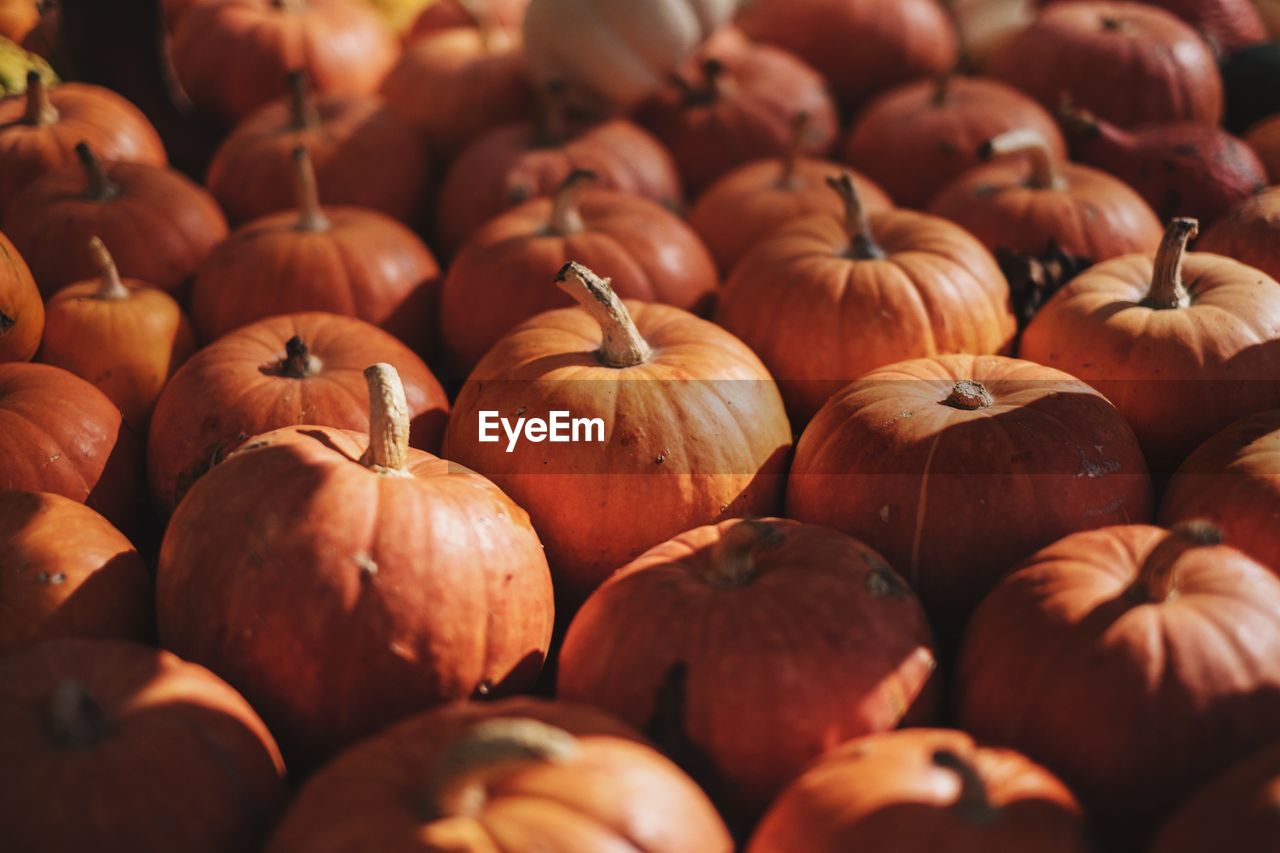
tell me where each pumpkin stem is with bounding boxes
[0,310,13,337]
[533,81,569,148]
[1057,98,1100,139]
[87,237,129,300]
[286,70,321,131]
[980,129,1063,191]
[456,0,505,49]
[548,169,597,235]
[930,70,953,107]
[933,749,1000,825]
[1100,15,1126,32]
[777,112,811,188]
[46,680,108,748]
[75,142,119,202]
[826,172,884,260]
[555,261,652,368]
[278,335,320,378]
[1143,218,1199,310]
[706,520,784,587]
[290,145,330,233]
[1130,520,1222,604]
[422,718,578,820]
[273,0,304,11]
[944,380,994,411]
[23,69,58,126]
[360,364,412,475]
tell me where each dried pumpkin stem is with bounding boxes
[826,172,884,260]
[46,680,108,748]
[933,749,1000,825]
[1144,218,1199,310]
[88,237,128,300]
[422,719,578,820]
[944,380,994,411]
[549,169,597,235]
[707,520,783,587]
[23,69,58,126]
[555,261,652,368]
[980,129,1063,190]
[777,112,811,187]
[290,145,330,232]
[1130,520,1222,604]
[361,364,412,475]
[286,70,320,131]
[75,142,119,202]
[279,335,319,378]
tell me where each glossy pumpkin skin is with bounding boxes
[1160,410,1280,572]
[0,229,41,362]
[1149,740,1280,853]
[147,312,448,515]
[0,363,145,536]
[0,638,288,853]
[990,2,1223,127]
[558,518,940,814]
[957,525,1280,828]
[441,187,718,376]
[787,355,1154,635]
[1246,115,1280,183]
[737,0,959,111]
[170,0,400,123]
[157,423,556,768]
[749,728,1094,853]
[268,697,732,853]
[1199,187,1280,283]
[435,118,683,256]
[1045,0,1268,55]
[0,491,151,655]
[715,206,1017,424]
[842,76,1066,210]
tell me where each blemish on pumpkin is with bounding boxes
[1083,497,1126,518]
[866,563,909,599]
[655,452,667,465]
[355,553,378,576]
[37,571,67,585]
[879,505,891,522]
[475,680,494,697]
[1078,449,1120,478]
[0,310,14,337]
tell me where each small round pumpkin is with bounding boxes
[0,0,37,42]
[0,226,41,362]
[207,70,429,225]
[406,0,528,40]
[39,238,196,431]
[446,262,792,606]
[1245,114,1280,183]
[842,74,1066,210]
[1149,740,1280,853]
[1021,218,1280,474]
[715,172,1016,424]
[441,170,718,376]
[558,518,940,815]
[748,729,1094,853]
[1199,186,1280,284]
[2,142,227,297]
[787,354,1154,636]
[0,637,287,853]
[191,145,440,349]
[148,310,448,515]
[0,71,166,215]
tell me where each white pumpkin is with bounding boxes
[949,0,1034,68]
[523,0,738,108]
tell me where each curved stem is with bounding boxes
[706,520,783,587]
[290,145,330,232]
[826,172,884,260]
[777,112,811,188]
[46,680,108,748]
[23,70,58,126]
[1143,219,1199,310]
[555,262,652,368]
[75,142,119,202]
[943,380,994,411]
[980,129,1063,190]
[933,749,1000,826]
[1130,521,1222,604]
[286,70,320,131]
[279,335,319,378]
[548,169,596,235]
[931,70,953,107]
[88,238,128,300]
[361,364,412,475]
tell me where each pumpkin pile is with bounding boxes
[4,1,1280,850]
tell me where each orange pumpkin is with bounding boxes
[148,311,448,515]
[715,172,1016,424]
[1245,115,1280,183]
[191,146,439,349]
[1199,186,1280,283]
[2,142,227,297]
[0,227,42,362]
[207,70,429,225]
[0,638,287,853]
[406,0,528,40]
[0,0,37,42]
[446,262,792,606]
[1021,218,1280,473]
[441,170,718,376]
[558,518,940,815]
[1150,740,1280,853]
[268,697,732,852]
[157,364,554,768]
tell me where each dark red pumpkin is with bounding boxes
[1149,740,1280,853]
[0,227,42,362]
[1044,0,1268,56]
[1198,186,1280,283]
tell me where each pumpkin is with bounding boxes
[0,71,166,216]
[157,364,553,768]
[1046,0,1268,56]
[636,28,838,194]
[558,518,940,815]
[0,227,41,362]
[446,262,792,606]
[1199,186,1280,283]
[170,0,400,124]
[0,0,37,42]
[738,0,958,111]
[39,238,196,431]
[715,172,1016,424]
[435,95,683,256]
[1159,409,1280,573]
[1245,114,1280,182]
[957,522,1280,832]
[406,0,528,40]
[1021,218,1280,474]
[0,638,287,853]
[842,74,1066,210]
[0,362,145,535]
[1149,740,1280,853]
[748,728,1094,853]
[688,118,891,274]
[381,19,531,158]
[207,70,429,225]
[2,142,227,297]
[442,170,717,376]
[522,0,738,110]
[951,0,1036,69]
[148,311,448,515]
[787,354,1154,637]
[0,491,151,655]
[989,2,1223,127]
[190,145,440,349]
[268,698,733,852]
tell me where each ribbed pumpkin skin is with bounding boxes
[1149,741,1280,853]
[0,229,42,363]
[1199,187,1280,283]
